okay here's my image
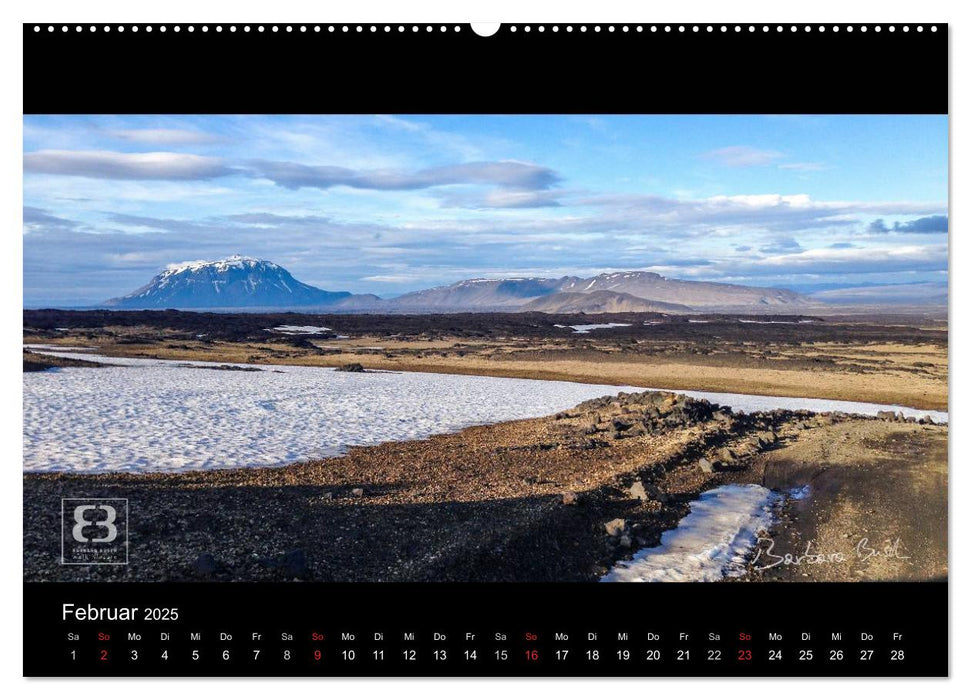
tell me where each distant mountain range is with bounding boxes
[394,271,806,312]
[105,255,816,312]
[807,281,948,306]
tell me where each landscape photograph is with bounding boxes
[22,114,948,583]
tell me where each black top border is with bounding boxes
[24,23,948,114]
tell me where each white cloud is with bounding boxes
[701,145,783,167]
[571,192,945,236]
[761,244,945,265]
[706,193,813,208]
[372,115,425,133]
[439,189,564,209]
[107,128,220,145]
[360,274,419,283]
[370,114,491,160]
[738,243,948,276]
[23,150,231,180]
[778,162,828,172]
[248,159,559,192]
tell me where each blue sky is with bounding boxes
[23,114,948,306]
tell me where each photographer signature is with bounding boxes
[751,535,911,571]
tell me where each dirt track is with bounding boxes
[747,421,948,582]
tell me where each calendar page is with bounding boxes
[22,22,948,677]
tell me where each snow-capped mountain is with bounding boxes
[106,255,359,309]
[554,271,808,307]
[386,270,809,311]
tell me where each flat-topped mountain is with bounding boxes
[386,270,809,311]
[554,271,807,308]
[105,256,360,310]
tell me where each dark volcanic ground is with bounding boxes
[23,308,946,345]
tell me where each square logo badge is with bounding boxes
[61,498,129,565]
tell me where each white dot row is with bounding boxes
[32,25,463,33]
[31,24,940,34]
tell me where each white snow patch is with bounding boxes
[738,319,816,325]
[25,344,97,352]
[165,254,272,276]
[787,485,812,501]
[24,345,948,425]
[555,323,633,334]
[266,325,333,335]
[23,349,644,474]
[23,345,947,474]
[601,484,778,582]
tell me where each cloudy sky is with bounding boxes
[23,114,947,306]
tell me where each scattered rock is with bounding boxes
[191,553,220,576]
[618,535,633,548]
[755,431,778,447]
[698,457,715,473]
[647,393,669,407]
[279,549,308,578]
[258,549,309,579]
[628,480,649,501]
[561,491,578,505]
[335,363,365,373]
[604,518,627,537]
